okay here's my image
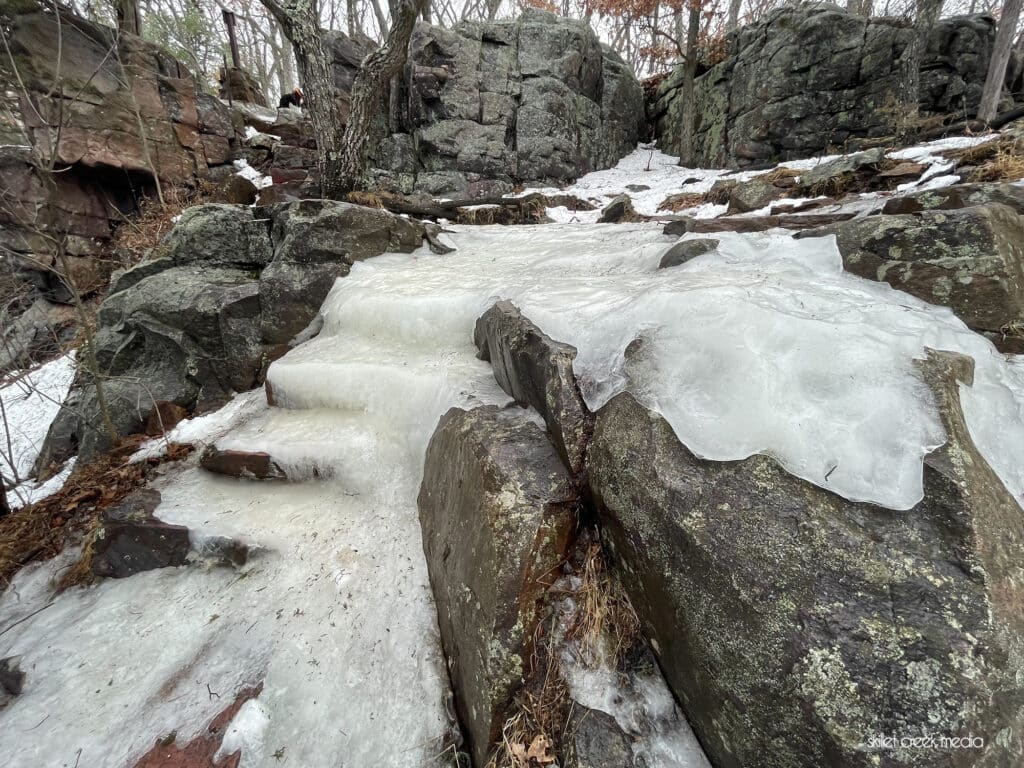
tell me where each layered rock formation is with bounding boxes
[1,6,238,299]
[652,3,996,166]
[364,11,644,196]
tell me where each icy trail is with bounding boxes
[1,223,1023,767]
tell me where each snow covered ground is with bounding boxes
[0,353,76,509]
[1,132,1023,767]
[522,133,1001,221]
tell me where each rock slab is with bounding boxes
[418,405,577,765]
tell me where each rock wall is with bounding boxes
[652,3,996,167]
[372,10,645,197]
[0,6,239,299]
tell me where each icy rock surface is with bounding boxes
[308,224,1022,510]
[1,221,1023,768]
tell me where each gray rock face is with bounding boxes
[91,490,190,578]
[474,301,593,476]
[881,181,1024,215]
[260,200,425,344]
[418,405,577,766]
[565,708,634,768]
[36,202,431,468]
[652,4,995,167]
[373,10,644,196]
[798,203,1024,348]
[587,352,1024,767]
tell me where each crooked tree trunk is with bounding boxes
[977,0,1024,123]
[260,0,344,196]
[330,0,424,197]
[261,0,423,198]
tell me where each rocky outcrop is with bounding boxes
[418,405,577,766]
[881,181,1024,215]
[799,203,1024,350]
[474,301,593,475]
[652,4,995,167]
[1,6,238,300]
[6,9,236,183]
[218,66,267,106]
[586,353,1024,768]
[370,10,644,197]
[35,201,434,467]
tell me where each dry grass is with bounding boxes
[456,199,547,225]
[0,438,193,590]
[108,184,213,264]
[963,140,1024,183]
[486,540,640,768]
[565,542,641,666]
[345,190,386,209]
[658,191,708,212]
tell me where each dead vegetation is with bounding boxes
[107,182,216,263]
[657,191,708,212]
[0,437,193,591]
[949,135,1024,183]
[487,537,640,768]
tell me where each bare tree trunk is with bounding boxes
[331,0,424,196]
[847,0,873,16]
[116,0,141,36]
[0,479,9,518]
[222,9,242,69]
[727,0,742,31]
[260,0,344,193]
[978,0,1024,123]
[897,0,943,134]
[679,5,701,166]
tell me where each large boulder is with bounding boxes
[418,405,577,766]
[35,201,432,467]
[474,301,593,476]
[799,203,1024,350]
[378,10,644,196]
[260,200,426,344]
[652,4,995,166]
[587,351,1024,768]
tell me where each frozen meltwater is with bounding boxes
[1,222,1022,768]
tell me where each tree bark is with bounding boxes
[897,0,943,133]
[116,0,141,36]
[260,0,344,195]
[679,5,701,167]
[727,0,742,31]
[978,0,1024,123]
[329,0,424,196]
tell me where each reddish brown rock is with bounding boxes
[133,684,263,768]
[200,448,287,480]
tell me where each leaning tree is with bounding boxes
[258,0,425,197]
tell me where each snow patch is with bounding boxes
[1,353,76,508]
